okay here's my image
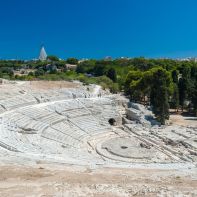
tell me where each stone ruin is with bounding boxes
[0,80,196,169]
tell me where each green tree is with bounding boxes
[76,60,95,73]
[172,70,179,84]
[94,64,106,76]
[191,81,197,115]
[47,55,59,62]
[35,68,45,77]
[132,57,148,70]
[171,83,179,111]
[178,65,191,111]
[106,68,117,82]
[66,58,78,65]
[125,70,142,96]
[150,69,170,124]
[28,71,34,76]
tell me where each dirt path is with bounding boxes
[22,81,79,90]
[170,114,197,127]
[0,164,196,197]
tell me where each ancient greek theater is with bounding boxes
[0,80,196,196]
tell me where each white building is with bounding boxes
[39,46,47,61]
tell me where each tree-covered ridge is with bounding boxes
[0,57,197,123]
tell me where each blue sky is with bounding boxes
[0,0,197,59]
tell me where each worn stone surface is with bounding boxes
[0,80,196,196]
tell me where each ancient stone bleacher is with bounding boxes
[0,88,120,157]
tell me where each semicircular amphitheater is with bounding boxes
[0,80,196,169]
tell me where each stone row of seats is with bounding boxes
[3,123,18,133]
[29,137,66,155]
[149,129,196,158]
[0,96,37,110]
[26,120,49,133]
[171,127,195,139]
[48,100,84,114]
[0,123,39,152]
[79,98,113,107]
[0,140,19,152]
[0,106,6,114]
[47,98,118,118]
[0,100,31,110]
[68,89,91,98]
[32,88,91,103]
[88,107,103,116]
[62,108,91,118]
[6,107,67,132]
[0,89,22,100]
[4,113,32,128]
[41,127,80,148]
[24,134,41,148]
[98,107,120,122]
[39,113,66,125]
[34,94,70,103]
[13,111,66,131]
[52,121,88,140]
[101,104,119,111]
[56,89,87,99]
[45,95,71,102]
[69,115,110,134]
[3,120,19,134]
[0,122,21,152]
[150,132,195,161]
[84,99,119,118]
[184,138,197,149]
[156,129,186,142]
[17,107,52,119]
[101,109,119,118]
[1,116,50,153]
[4,112,49,133]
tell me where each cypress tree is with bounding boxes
[172,84,179,111]
[172,70,179,84]
[178,66,191,111]
[191,82,197,115]
[150,69,170,124]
